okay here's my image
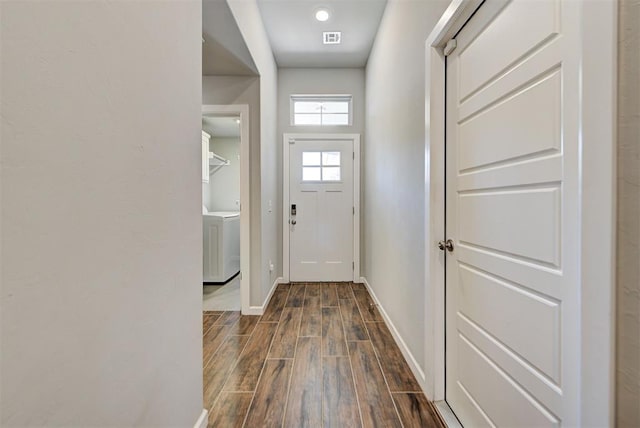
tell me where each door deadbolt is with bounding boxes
[438,239,454,252]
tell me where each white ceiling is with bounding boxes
[202,116,241,138]
[257,0,387,68]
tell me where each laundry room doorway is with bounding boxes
[201,104,250,313]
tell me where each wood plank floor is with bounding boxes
[203,282,445,428]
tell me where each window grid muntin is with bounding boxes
[291,95,352,126]
[302,151,341,182]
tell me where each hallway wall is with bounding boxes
[617,0,640,425]
[227,0,280,305]
[363,0,449,391]
[208,137,241,212]
[0,1,203,425]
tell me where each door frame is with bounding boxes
[202,104,250,314]
[424,0,617,424]
[282,133,361,283]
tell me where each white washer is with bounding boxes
[203,211,240,283]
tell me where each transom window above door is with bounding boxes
[291,95,352,126]
[302,151,341,181]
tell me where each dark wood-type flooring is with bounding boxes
[202,282,445,427]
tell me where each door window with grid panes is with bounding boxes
[302,151,341,182]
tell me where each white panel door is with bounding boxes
[289,139,353,281]
[445,0,581,426]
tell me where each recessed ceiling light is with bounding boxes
[235,119,240,124]
[315,9,329,22]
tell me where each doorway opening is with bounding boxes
[202,105,250,313]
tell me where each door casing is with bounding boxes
[424,0,617,425]
[282,133,361,283]
[202,104,251,314]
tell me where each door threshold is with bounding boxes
[434,401,462,428]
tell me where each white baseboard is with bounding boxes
[359,276,429,394]
[245,276,283,315]
[194,409,208,428]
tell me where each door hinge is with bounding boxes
[353,151,355,160]
[352,262,354,271]
[289,138,295,145]
[353,206,355,215]
[444,39,457,56]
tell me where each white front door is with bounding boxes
[288,138,354,281]
[445,0,581,426]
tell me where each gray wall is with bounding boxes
[202,0,257,76]
[227,0,280,303]
[0,1,203,425]
[278,67,366,276]
[617,0,640,425]
[364,0,449,378]
[209,137,241,212]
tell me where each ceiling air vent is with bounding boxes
[323,32,341,45]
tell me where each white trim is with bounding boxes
[578,1,617,425]
[427,0,483,48]
[193,409,208,428]
[434,401,462,428]
[352,137,361,281]
[282,133,361,283]
[360,276,428,394]
[202,104,251,315]
[283,134,291,283]
[424,0,617,424]
[245,276,283,316]
[424,0,481,402]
